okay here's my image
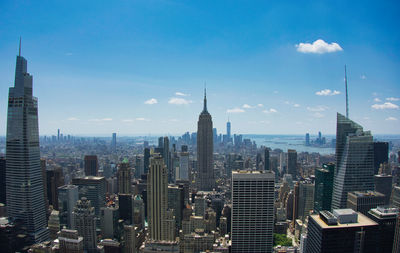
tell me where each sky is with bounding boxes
[0,0,399,136]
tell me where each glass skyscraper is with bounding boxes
[331,113,374,209]
[6,48,49,243]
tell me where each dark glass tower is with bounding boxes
[331,113,374,209]
[314,163,335,212]
[197,89,214,191]
[6,44,49,243]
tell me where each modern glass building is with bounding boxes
[331,113,374,209]
[314,163,335,212]
[6,48,49,243]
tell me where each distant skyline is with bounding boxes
[0,1,399,135]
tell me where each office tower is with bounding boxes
[197,89,214,191]
[374,174,393,205]
[48,210,60,240]
[119,193,133,224]
[227,120,231,139]
[231,171,274,253]
[367,207,398,253]
[46,166,64,210]
[40,159,49,212]
[135,155,144,178]
[373,142,388,175]
[394,213,400,253]
[123,225,136,253]
[297,181,315,221]
[287,149,297,178]
[144,148,150,175]
[178,151,189,180]
[347,191,385,216]
[100,206,119,239]
[391,186,400,208]
[5,44,49,243]
[147,155,169,241]
[306,209,379,253]
[111,133,117,151]
[163,136,172,182]
[305,133,310,146]
[73,197,97,253]
[58,185,79,229]
[133,195,145,228]
[0,157,5,204]
[117,160,132,194]
[331,113,374,209]
[57,129,60,142]
[58,229,84,253]
[195,194,206,217]
[72,176,107,218]
[264,148,270,171]
[314,163,335,212]
[168,185,184,230]
[158,137,163,148]
[84,155,98,176]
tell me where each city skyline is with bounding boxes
[1,1,399,136]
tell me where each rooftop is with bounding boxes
[311,212,377,229]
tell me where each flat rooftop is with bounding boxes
[349,191,385,198]
[311,212,378,229]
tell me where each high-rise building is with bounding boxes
[73,197,97,253]
[367,207,398,253]
[306,209,379,253]
[100,205,119,239]
[373,142,388,175]
[117,160,132,194]
[393,212,400,253]
[111,133,117,151]
[147,155,169,241]
[391,186,400,209]
[264,148,270,171]
[168,185,184,231]
[331,113,374,209]
[48,210,60,240]
[287,149,297,178]
[46,167,64,210]
[58,185,79,229]
[314,163,335,212]
[84,155,98,176]
[374,174,393,205]
[197,89,214,191]
[227,120,231,139]
[231,171,274,253]
[58,228,84,253]
[298,181,315,221]
[163,136,172,183]
[5,45,49,243]
[0,157,6,204]
[144,148,150,175]
[347,191,385,216]
[178,151,189,180]
[72,176,107,218]
[305,133,310,146]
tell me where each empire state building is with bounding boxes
[197,89,214,191]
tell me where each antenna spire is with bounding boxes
[345,65,349,118]
[19,37,21,56]
[203,82,207,112]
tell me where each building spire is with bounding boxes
[345,65,349,118]
[19,37,21,56]
[203,83,207,112]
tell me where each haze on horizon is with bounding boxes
[0,0,399,136]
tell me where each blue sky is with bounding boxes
[0,0,399,136]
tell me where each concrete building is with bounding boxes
[73,198,97,253]
[231,170,274,253]
[58,185,79,229]
[367,207,398,253]
[287,150,297,178]
[72,176,107,218]
[48,210,60,240]
[347,191,385,216]
[118,160,132,194]
[84,155,98,176]
[58,229,84,253]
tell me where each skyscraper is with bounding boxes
[231,171,274,253]
[72,176,107,218]
[144,147,150,175]
[73,197,97,253]
[117,160,132,194]
[197,89,214,191]
[46,166,64,210]
[314,163,335,212]
[111,132,117,151]
[331,113,374,209]
[226,120,231,139]
[58,185,79,229]
[373,142,388,175]
[264,148,270,171]
[287,149,297,178]
[84,155,98,176]
[147,155,169,241]
[0,157,6,204]
[5,43,49,243]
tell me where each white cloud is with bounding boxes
[374,98,381,102]
[89,118,113,122]
[136,117,149,121]
[122,119,134,123]
[144,98,158,105]
[67,117,79,121]
[360,75,366,80]
[273,90,279,94]
[386,97,400,101]
[386,117,398,121]
[242,104,254,109]
[296,39,343,54]
[168,97,192,105]
[307,105,328,112]
[257,104,264,107]
[371,102,399,110]
[313,112,325,118]
[293,104,300,108]
[175,92,189,96]
[263,108,277,114]
[315,89,341,96]
[227,108,245,113]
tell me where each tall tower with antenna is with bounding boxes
[345,65,349,118]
